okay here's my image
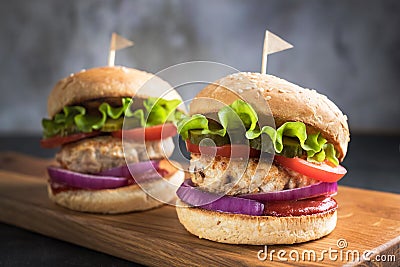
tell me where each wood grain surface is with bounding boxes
[0,152,399,266]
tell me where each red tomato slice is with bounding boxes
[112,123,177,141]
[40,131,101,148]
[274,155,347,182]
[186,140,261,158]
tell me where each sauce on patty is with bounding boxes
[263,196,337,217]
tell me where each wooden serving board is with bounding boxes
[0,152,399,266]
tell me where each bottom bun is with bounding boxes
[176,199,337,245]
[48,163,184,214]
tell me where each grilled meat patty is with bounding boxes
[56,136,175,173]
[190,154,317,195]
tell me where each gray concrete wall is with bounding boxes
[1,0,399,133]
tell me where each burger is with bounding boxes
[175,72,349,244]
[41,66,185,213]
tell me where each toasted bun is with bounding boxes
[48,66,184,118]
[48,163,184,214]
[190,72,350,160]
[176,199,337,245]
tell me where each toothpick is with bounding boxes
[261,30,293,74]
[108,32,134,66]
[261,31,269,75]
[108,34,116,66]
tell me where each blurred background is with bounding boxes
[0,0,399,192]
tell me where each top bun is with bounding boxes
[189,72,350,161]
[48,66,184,118]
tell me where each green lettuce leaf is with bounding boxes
[42,118,66,138]
[177,99,340,166]
[249,123,328,156]
[42,106,86,138]
[218,99,258,137]
[42,97,182,138]
[304,133,327,154]
[322,143,339,166]
[73,98,132,132]
[144,98,182,126]
[177,114,209,140]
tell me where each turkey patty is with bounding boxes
[56,136,175,173]
[190,154,317,195]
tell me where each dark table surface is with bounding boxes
[0,133,399,266]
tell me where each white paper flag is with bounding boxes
[261,30,293,74]
[108,33,134,66]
